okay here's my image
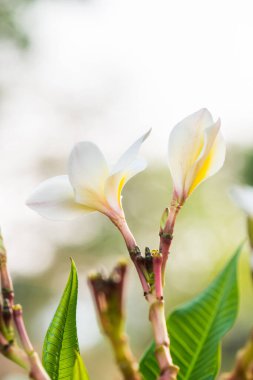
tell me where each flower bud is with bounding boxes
[168,109,226,204]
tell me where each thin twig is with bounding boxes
[0,232,50,380]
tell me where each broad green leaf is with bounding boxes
[140,246,242,380]
[72,352,90,380]
[43,259,79,380]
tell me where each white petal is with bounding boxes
[111,129,151,175]
[105,157,147,211]
[168,109,214,197]
[203,122,226,178]
[26,175,93,221]
[72,186,107,212]
[104,131,150,212]
[122,156,148,182]
[104,172,125,212]
[68,142,109,194]
[230,185,253,217]
[184,119,226,195]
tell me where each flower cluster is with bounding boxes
[27,108,225,222]
[24,108,228,380]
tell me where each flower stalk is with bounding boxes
[152,251,163,300]
[159,198,182,283]
[114,217,153,296]
[149,300,179,380]
[117,217,179,379]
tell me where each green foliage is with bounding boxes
[43,259,79,380]
[0,0,33,48]
[140,247,242,380]
[247,217,253,249]
[72,352,90,380]
[241,149,253,186]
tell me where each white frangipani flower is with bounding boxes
[230,185,253,217]
[168,108,226,203]
[27,130,151,222]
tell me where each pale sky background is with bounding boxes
[0,0,253,275]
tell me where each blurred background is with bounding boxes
[0,0,253,379]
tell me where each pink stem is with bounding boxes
[108,210,179,378]
[153,254,163,300]
[149,300,179,380]
[160,197,182,280]
[110,215,151,294]
[0,248,14,307]
[114,217,137,252]
[13,305,50,380]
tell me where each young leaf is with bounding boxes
[140,246,242,380]
[72,352,90,380]
[160,208,169,230]
[43,259,79,379]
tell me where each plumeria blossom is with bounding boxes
[230,185,253,218]
[27,130,151,223]
[168,108,226,204]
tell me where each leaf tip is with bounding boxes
[70,257,77,272]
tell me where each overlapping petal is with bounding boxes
[67,141,110,210]
[111,129,151,175]
[26,175,94,220]
[27,131,150,221]
[68,141,109,194]
[105,130,151,211]
[168,109,226,202]
[186,119,226,195]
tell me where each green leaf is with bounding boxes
[247,216,253,249]
[72,352,90,380]
[160,208,169,230]
[140,246,242,380]
[43,259,79,380]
